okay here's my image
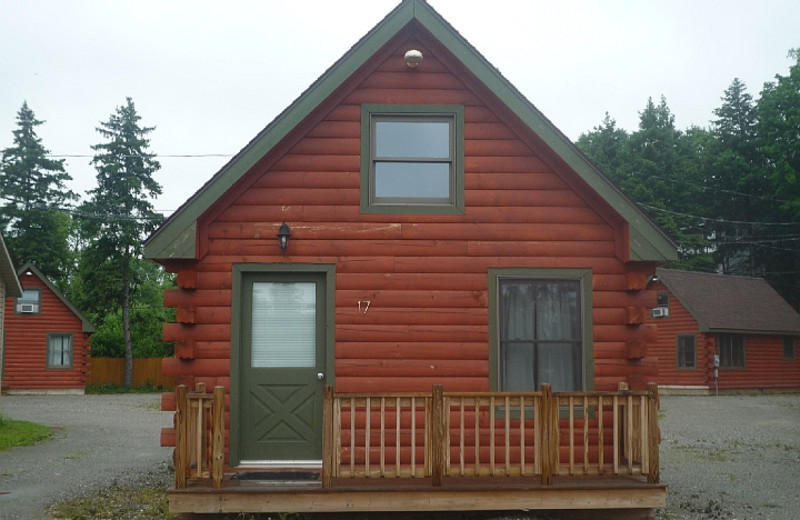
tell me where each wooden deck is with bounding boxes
[171,383,665,517]
[170,475,666,515]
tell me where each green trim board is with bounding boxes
[487,267,594,393]
[144,0,676,263]
[229,263,336,466]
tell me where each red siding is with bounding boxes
[716,334,800,390]
[648,286,713,388]
[3,273,90,391]
[159,29,657,440]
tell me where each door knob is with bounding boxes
[317,372,325,381]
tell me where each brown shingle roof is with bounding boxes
[657,268,800,335]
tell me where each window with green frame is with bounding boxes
[783,336,796,361]
[360,104,464,213]
[489,268,593,393]
[676,334,696,369]
[718,334,745,369]
[47,332,73,369]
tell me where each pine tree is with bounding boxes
[0,102,77,284]
[79,97,163,387]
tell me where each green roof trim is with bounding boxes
[17,262,94,333]
[144,0,676,263]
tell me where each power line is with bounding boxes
[639,203,800,227]
[47,153,233,159]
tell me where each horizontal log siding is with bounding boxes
[648,289,712,387]
[3,275,89,391]
[161,32,657,448]
[718,334,800,390]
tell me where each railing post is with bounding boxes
[540,384,555,485]
[175,385,188,489]
[647,383,660,483]
[321,386,334,488]
[430,384,445,487]
[211,386,225,488]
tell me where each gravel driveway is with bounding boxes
[0,394,172,520]
[1,392,798,520]
[658,393,800,520]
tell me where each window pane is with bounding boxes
[19,289,40,304]
[251,282,316,368]
[374,162,451,199]
[499,279,581,392]
[375,121,450,159]
[677,335,696,368]
[48,335,72,368]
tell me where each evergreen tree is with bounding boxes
[755,50,800,308]
[576,112,629,175]
[0,102,77,284]
[79,97,163,387]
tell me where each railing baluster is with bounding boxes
[489,396,496,476]
[519,395,526,476]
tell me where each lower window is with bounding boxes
[676,334,697,369]
[47,333,74,369]
[491,269,592,392]
[718,334,745,369]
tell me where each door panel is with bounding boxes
[238,272,327,464]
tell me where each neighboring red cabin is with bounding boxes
[2,263,94,394]
[145,0,676,484]
[648,268,800,392]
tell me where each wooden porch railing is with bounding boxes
[174,383,225,489]
[174,382,659,490]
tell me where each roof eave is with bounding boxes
[0,234,22,297]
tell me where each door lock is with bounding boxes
[317,372,325,381]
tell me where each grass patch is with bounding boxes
[48,484,175,520]
[85,381,169,394]
[0,413,53,451]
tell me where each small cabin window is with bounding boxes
[718,334,745,369]
[15,287,41,315]
[676,334,696,369]
[784,336,796,361]
[361,104,464,214]
[47,333,73,369]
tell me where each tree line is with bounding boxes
[577,50,800,309]
[0,97,171,387]
[1,51,799,386]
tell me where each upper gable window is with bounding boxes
[15,288,41,315]
[361,104,464,214]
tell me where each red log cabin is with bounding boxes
[2,262,94,394]
[0,234,23,392]
[145,0,677,517]
[648,268,800,393]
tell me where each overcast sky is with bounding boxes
[1,0,798,216]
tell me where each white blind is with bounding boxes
[251,282,316,368]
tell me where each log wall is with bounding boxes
[160,28,658,449]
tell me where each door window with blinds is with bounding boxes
[250,282,316,368]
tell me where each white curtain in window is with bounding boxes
[48,335,72,367]
[500,280,580,392]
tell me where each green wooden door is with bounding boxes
[237,272,327,464]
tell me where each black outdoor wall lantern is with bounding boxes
[277,222,291,255]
